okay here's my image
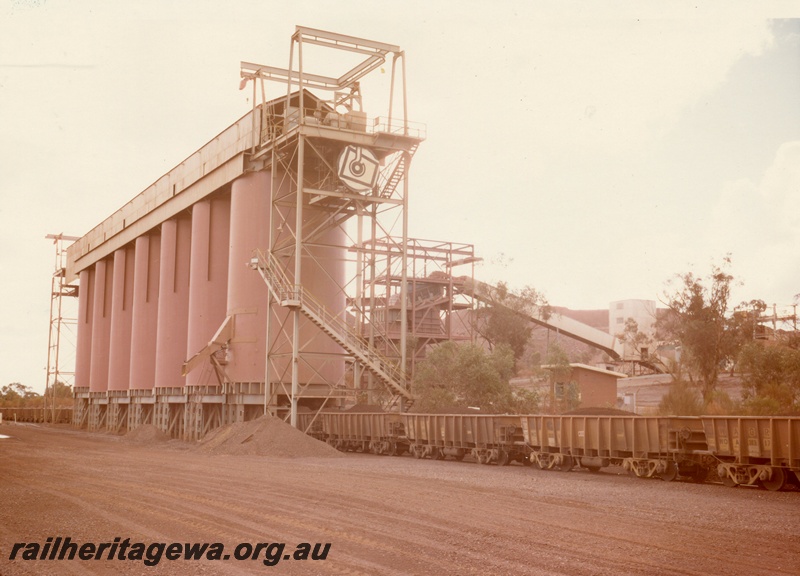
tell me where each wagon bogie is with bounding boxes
[623,458,672,479]
[715,462,791,491]
[530,451,572,471]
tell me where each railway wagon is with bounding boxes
[0,407,73,424]
[521,415,708,480]
[305,411,406,455]
[702,416,800,491]
[402,414,528,465]
[296,411,325,439]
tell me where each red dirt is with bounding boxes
[1,422,798,575]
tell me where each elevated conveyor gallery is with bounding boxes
[459,277,626,361]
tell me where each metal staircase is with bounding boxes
[379,143,418,198]
[250,249,414,405]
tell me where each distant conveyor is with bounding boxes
[458,278,625,361]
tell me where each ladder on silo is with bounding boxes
[250,250,414,407]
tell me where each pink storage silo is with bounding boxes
[293,217,346,386]
[89,258,113,392]
[74,267,94,390]
[154,217,191,389]
[186,195,231,386]
[129,234,161,390]
[107,246,135,391]
[226,171,270,383]
[225,169,346,388]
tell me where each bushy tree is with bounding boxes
[476,282,550,361]
[658,379,704,415]
[737,341,800,414]
[659,256,741,405]
[0,383,40,407]
[412,341,537,413]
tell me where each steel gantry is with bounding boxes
[241,26,425,426]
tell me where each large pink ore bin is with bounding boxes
[185,195,231,386]
[129,234,161,390]
[154,217,191,389]
[219,168,347,388]
[107,246,135,392]
[225,171,270,383]
[74,267,94,390]
[89,258,113,392]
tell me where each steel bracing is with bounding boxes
[44,233,80,423]
[240,26,426,425]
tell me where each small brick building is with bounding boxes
[541,363,626,409]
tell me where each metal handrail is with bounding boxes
[252,249,411,398]
[300,289,409,386]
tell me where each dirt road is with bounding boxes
[1,423,798,575]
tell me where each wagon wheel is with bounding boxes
[520,454,532,467]
[454,449,465,462]
[496,450,510,467]
[759,467,786,492]
[659,461,678,482]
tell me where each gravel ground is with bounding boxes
[1,422,798,575]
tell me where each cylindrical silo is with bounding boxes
[74,267,94,390]
[129,234,161,390]
[294,217,346,385]
[226,171,270,383]
[89,258,113,392]
[186,195,231,386]
[267,173,347,388]
[108,245,135,391]
[154,217,192,389]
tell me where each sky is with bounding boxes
[1,1,799,393]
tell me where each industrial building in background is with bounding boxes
[65,27,487,439]
[64,26,664,440]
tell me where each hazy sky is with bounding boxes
[1,1,798,392]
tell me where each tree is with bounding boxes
[476,282,550,361]
[0,383,40,407]
[540,343,580,413]
[658,379,704,416]
[737,341,800,415]
[412,341,538,413]
[616,317,656,362]
[658,256,741,406]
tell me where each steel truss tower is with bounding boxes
[242,27,426,426]
[44,233,80,423]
